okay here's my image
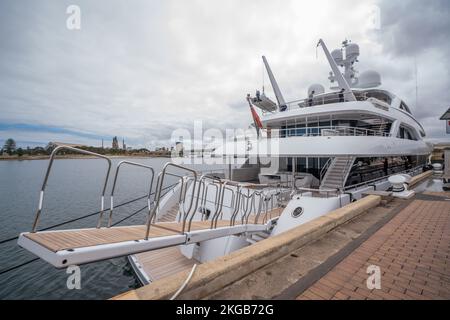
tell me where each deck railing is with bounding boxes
[30,146,283,240]
[108,161,155,228]
[31,146,112,233]
[278,92,383,112]
[272,126,391,138]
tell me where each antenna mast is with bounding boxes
[317,39,356,102]
[415,57,419,109]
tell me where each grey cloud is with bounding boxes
[0,0,449,148]
[373,0,450,139]
[377,0,450,57]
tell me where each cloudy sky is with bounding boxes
[0,0,449,149]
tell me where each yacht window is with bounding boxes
[419,129,426,138]
[345,156,422,187]
[399,101,412,114]
[397,125,418,141]
[364,90,392,105]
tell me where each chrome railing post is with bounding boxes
[145,163,197,239]
[107,161,154,228]
[229,185,242,226]
[186,175,222,232]
[210,181,231,229]
[31,146,112,233]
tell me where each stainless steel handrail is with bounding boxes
[199,182,219,221]
[243,190,265,225]
[186,175,222,232]
[283,92,384,110]
[231,188,251,226]
[243,192,256,225]
[261,193,275,224]
[151,171,190,223]
[228,185,242,227]
[340,157,355,192]
[320,157,333,183]
[284,94,345,110]
[107,161,154,227]
[145,163,197,239]
[253,191,265,224]
[275,126,391,138]
[210,181,233,229]
[177,176,195,222]
[31,146,112,233]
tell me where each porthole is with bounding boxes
[291,207,304,218]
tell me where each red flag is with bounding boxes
[250,105,263,129]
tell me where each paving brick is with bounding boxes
[297,197,450,300]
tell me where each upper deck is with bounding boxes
[253,88,426,142]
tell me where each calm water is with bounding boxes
[0,157,228,299]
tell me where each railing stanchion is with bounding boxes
[30,146,112,233]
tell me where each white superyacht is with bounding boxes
[17,39,432,285]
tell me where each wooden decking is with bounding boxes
[134,247,197,282]
[24,205,283,255]
[154,220,231,233]
[24,225,178,252]
[131,207,283,283]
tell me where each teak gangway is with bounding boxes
[18,212,280,268]
[17,146,284,268]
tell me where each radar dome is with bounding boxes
[331,49,343,66]
[308,84,325,96]
[345,43,360,62]
[357,70,381,88]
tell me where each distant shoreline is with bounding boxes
[0,154,172,161]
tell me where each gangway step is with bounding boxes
[18,219,275,268]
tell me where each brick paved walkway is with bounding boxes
[297,197,450,300]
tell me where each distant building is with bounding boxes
[174,141,184,157]
[439,107,450,134]
[112,136,119,149]
[122,138,126,150]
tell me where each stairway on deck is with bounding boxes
[157,203,179,222]
[320,156,355,190]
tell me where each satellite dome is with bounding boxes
[331,49,343,66]
[357,70,381,88]
[308,84,325,96]
[345,43,360,62]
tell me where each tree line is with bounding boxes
[1,138,35,157]
[1,138,171,157]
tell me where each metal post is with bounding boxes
[31,146,112,233]
[107,161,154,228]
